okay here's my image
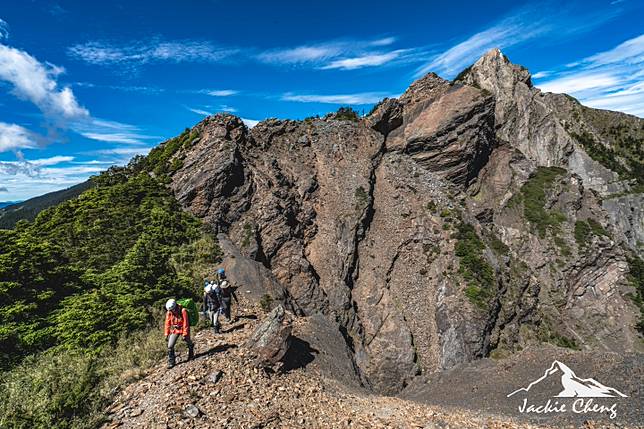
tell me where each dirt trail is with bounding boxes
[102,304,627,429]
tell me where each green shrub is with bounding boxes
[454,223,495,309]
[354,186,368,210]
[259,294,274,312]
[332,107,360,122]
[511,167,567,239]
[574,220,591,248]
[574,219,610,252]
[626,254,644,335]
[241,223,254,248]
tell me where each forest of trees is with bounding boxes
[0,136,221,427]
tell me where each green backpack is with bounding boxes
[176,298,199,327]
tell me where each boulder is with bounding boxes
[245,305,292,368]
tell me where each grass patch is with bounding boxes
[0,324,166,429]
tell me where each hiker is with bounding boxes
[202,280,220,332]
[213,268,239,333]
[164,298,195,368]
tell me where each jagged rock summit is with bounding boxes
[162,48,642,399]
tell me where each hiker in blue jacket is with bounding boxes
[212,268,239,333]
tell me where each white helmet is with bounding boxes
[204,284,212,294]
[220,280,230,289]
[165,299,177,311]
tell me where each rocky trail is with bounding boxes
[101,301,638,429]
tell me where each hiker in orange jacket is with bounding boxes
[164,298,195,368]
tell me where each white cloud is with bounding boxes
[79,132,158,144]
[0,156,104,200]
[538,72,621,94]
[369,37,397,47]
[322,50,408,70]
[0,18,9,40]
[0,122,38,152]
[72,118,161,144]
[187,107,212,116]
[91,147,154,156]
[282,92,393,104]
[258,43,343,64]
[532,71,552,79]
[0,155,74,177]
[0,43,88,119]
[68,39,238,67]
[30,155,74,166]
[242,118,260,128]
[257,37,421,70]
[583,34,644,67]
[535,33,644,117]
[203,89,238,97]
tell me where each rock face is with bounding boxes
[166,48,643,395]
[245,305,293,368]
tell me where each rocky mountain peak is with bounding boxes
[459,47,533,95]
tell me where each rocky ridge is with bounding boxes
[121,47,644,424]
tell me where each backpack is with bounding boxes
[176,298,199,326]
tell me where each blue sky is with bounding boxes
[0,0,643,201]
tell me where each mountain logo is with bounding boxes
[507,360,627,398]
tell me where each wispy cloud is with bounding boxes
[0,155,104,200]
[535,33,644,117]
[258,37,423,70]
[201,89,238,97]
[0,18,9,40]
[0,122,39,152]
[322,49,413,70]
[68,38,238,68]
[91,147,154,156]
[531,71,552,79]
[0,155,74,177]
[186,104,238,116]
[0,43,88,120]
[72,118,160,145]
[74,81,166,94]
[415,4,622,78]
[282,91,394,105]
[186,107,212,116]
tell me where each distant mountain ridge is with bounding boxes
[0,201,22,209]
[0,181,92,229]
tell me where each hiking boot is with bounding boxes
[167,349,176,369]
[213,324,220,334]
[188,345,195,361]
